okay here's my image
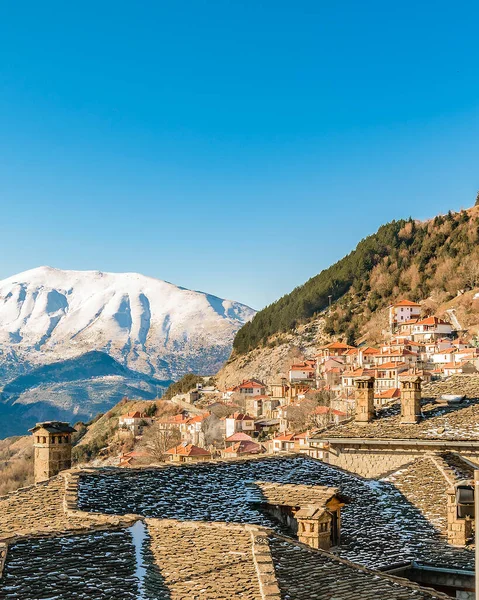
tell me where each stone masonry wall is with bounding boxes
[326,445,479,479]
[327,447,422,478]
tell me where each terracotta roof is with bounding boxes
[415,316,450,326]
[322,341,355,350]
[229,412,254,421]
[374,388,400,399]
[222,441,265,455]
[373,361,407,370]
[121,411,145,419]
[361,347,380,355]
[313,406,347,416]
[391,299,421,307]
[158,414,189,424]
[186,413,210,424]
[235,379,266,389]
[166,444,211,456]
[273,433,297,442]
[342,368,374,377]
[225,432,254,442]
[344,348,359,355]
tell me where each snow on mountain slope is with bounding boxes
[0,267,255,379]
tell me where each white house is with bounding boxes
[225,413,255,438]
[288,363,316,383]
[231,379,266,397]
[118,412,152,436]
[389,300,421,331]
[412,317,453,341]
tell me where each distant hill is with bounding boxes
[0,351,172,438]
[233,205,479,355]
[0,266,254,439]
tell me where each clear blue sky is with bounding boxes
[0,1,478,309]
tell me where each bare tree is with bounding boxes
[463,254,479,290]
[200,414,224,447]
[141,423,181,461]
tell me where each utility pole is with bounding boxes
[476,470,479,600]
[328,295,332,309]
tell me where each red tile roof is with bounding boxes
[235,379,266,390]
[158,414,189,425]
[391,299,421,307]
[225,432,254,442]
[166,444,211,457]
[121,411,144,419]
[415,316,450,326]
[223,440,265,455]
[229,412,254,421]
[312,406,347,416]
[373,361,407,370]
[361,347,380,355]
[374,388,400,399]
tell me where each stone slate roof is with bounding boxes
[1,529,140,599]
[269,535,449,600]
[383,452,474,538]
[0,476,136,542]
[28,421,76,434]
[0,456,474,599]
[146,520,263,599]
[77,456,474,571]
[0,515,450,600]
[315,397,479,440]
[248,481,342,507]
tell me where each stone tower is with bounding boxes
[30,421,76,483]
[354,376,375,424]
[399,376,422,425]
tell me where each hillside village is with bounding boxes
[107,298,479,466]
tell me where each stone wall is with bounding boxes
[326,446,422,478]
[326,444,479,479]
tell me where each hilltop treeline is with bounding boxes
[233,208,479,354]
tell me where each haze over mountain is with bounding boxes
[0,267,255,437]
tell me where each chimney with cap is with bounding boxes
[354,376,375,424]
[399,376,422,425]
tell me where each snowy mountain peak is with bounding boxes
[0,267,255,379]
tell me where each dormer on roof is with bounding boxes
[248,481,348,550]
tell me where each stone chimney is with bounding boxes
[399,376,422,425]
[296,508,334,550]
[354,376,375,424]
[29,421,76,483]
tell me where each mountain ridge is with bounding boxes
[0,265,255,380]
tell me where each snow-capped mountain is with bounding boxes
[0,266,255,380]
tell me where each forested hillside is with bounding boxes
[233,206,479,354]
